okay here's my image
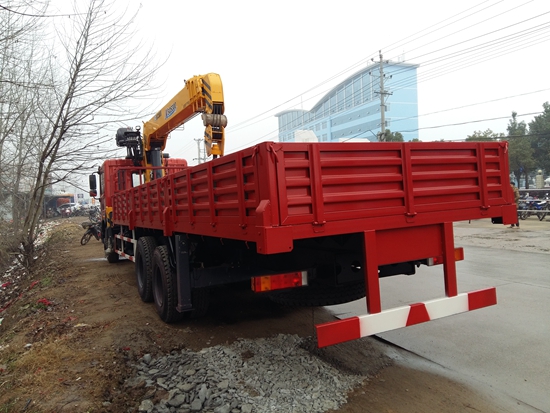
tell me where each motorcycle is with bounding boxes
[519,194,549,221]
[80,221,101,245]
[518,196,530,220]
[534,193,550,221]
[88,206,101,223]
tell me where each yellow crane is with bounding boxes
[116,73,227,181]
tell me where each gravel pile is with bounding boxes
[129,334,366,413]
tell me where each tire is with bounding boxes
[106,251,119,263]
[151,245,210,323]
[519,211,528,220]
[152,245,181,323]
[80,232,92,245]
[187,288,210,319]
[104,229,119,263]
[135,236,157,302]
[268,281,365,307]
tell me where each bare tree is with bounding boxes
[6,0,160,263]
[0,1,49,262]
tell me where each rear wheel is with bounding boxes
[187,288,210,319]
[151,245,210,323]
[152,245,181,323]
[80,232,92,245]
[135,236,157,302]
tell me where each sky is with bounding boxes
[56,0,550,166]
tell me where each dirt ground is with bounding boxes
[1,217,542,413]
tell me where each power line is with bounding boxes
[392,88,550,124]
[385,19,550,90]
[384,1,535,62]
[229,6,550,144]
[400,111,543,133]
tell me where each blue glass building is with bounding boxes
[276,62,419,142]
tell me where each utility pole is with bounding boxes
[194,138,205,164]
[373,50,392,142]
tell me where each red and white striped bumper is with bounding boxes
[316,287,496,348]
[114,234,136,262]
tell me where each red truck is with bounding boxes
[90,74,517,347]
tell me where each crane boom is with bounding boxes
[115,73,227,181]
[143,73,226,155]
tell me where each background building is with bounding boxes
[276,61,419,142]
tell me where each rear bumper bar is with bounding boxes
[316,287,497,348]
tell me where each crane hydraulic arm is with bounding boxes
[115,73,227,181]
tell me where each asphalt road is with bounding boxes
[327,219,550,413]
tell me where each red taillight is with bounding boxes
[251,271,308,292]
[454,247,464,261]
[427,247,464,266]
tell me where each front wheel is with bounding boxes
[80,232,92,245]
[519,210,529,220]
[106,251,119,263]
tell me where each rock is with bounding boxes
[190,398,203,411]
[168,393,186,407]
[241,404,253,413]
[217,379,229,390]
[198,383,207,401]
[142,354,152,364]
[155,405,170,413]
[138,399,154,412]
[179,383,195,392]
[214,404,231,413]
[143,387,156,399]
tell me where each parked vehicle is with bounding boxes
[518,196,530,220]
[88,205,101,223]
[88,73,517,348]
[80,221,101,245]
[57,202,81,217]
[534,194,549,221]
[519,194,549,221]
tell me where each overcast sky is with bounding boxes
[59,0,550,165]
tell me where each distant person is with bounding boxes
[510,181,520,228]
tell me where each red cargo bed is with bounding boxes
[112,141,516,254]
